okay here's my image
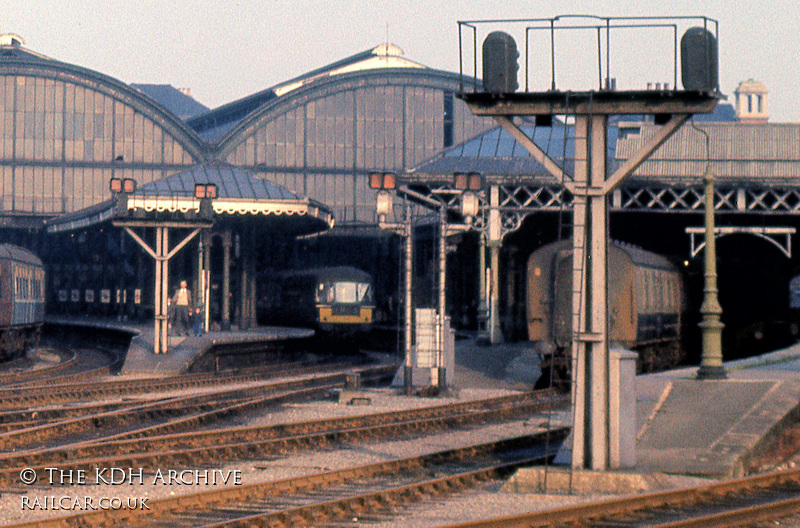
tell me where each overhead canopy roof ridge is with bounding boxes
[134,161,302,200]
[408,119,616,183]
[45,162,334,234]
[0,38,54,61]
[128,162,334,220]
[408,112,800,185]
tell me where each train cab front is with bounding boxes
[315,276,375,335]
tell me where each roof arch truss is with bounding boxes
[686,226,796,258]
[400,178,800,245]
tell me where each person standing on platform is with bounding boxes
[192,306,204,336]
[172,280,192,336]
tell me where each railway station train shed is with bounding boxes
[0,34,495,331]
[3,31,800,355]
[408,96,800,359]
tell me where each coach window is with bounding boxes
[655,272,663,310]
[643,271,650,313]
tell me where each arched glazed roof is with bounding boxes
[187,43,430,144]
[203,53,490,226]
[0,43,208,161]
[215,66,468,159]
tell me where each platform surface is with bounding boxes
[47,316,314,375]
[634,344,800,478]
[123,327,314,374]
[452,336,800,479]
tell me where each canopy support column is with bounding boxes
[120,225,202,354]
[221,228,232,331]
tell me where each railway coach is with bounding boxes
[527,239,684,384]
[0,244,45,361]
[258,266,375,338]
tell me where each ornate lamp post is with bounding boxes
[697,166,726,379]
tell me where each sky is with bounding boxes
[2,1,799,121]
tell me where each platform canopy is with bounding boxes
[45,162,334,236]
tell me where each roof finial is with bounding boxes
[0,33,24,47]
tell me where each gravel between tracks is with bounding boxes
[0,386,716,527]
[0,387,546,524]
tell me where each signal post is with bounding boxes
[458,17,720,470]
[371,171,481,393]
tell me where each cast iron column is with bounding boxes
[436,202,447,389]
[487,184,503,344]
[221,228,232,331]
[154,227,169,354]
[403,207,414,393]
[697,167,726,379]
[477,233,488,341]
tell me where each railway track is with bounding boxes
[0,347,75,384]
[0,364,396,451]
[4,432,568,528]
[0,390,568,487]
[0,357,367,409]
[431,465,800,528]
[0,374,340,451]
[0,340,579,527]
[0,345,115,388]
